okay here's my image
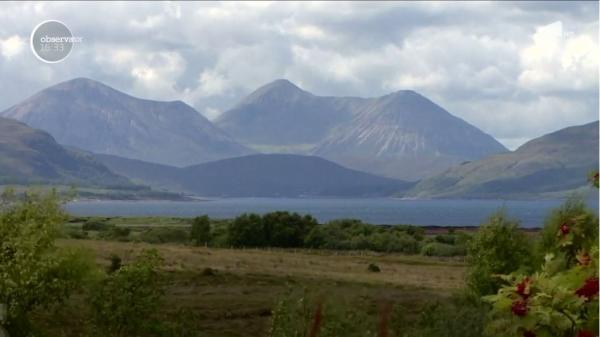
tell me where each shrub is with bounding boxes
[410,292,489,337]
[263,212,317,248]
[466,210,532,295]
[367,263,381,272]
[484,175,599,337]
[82,218,110,231]
[140,227,189,244]
[537,196,598,266]
[0,189,93,336]
[64,227,89,239]
[227,213,266,247]
[98,225,131,241]
[269,289,377,337]
[190,215,211,246]
[420,242,466,257]
[89,249,165,337]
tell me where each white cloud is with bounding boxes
[0,35,25,59]
[519,21,599,92]
[0,1,596,149]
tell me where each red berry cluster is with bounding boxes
[516,277,531,299]
[559,222,570,235]
[511,299,528,316]
[576,330,596,337]
[512,277,532,317]
[575,277,599,301]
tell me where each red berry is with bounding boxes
[523,330,536,337]
[511,300,528,316]
[576,277,599,301]
[576,330,595,337]
[560,223,570,235]
[516,277,532,299]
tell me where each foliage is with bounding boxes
[227,212,318,248]
[139,227,189,244]
[98,225,131,241]
[191,215,211,246]
[537,196,598,267]
[304,219,426,254]
[0,188,93,336]
[367,263,381,272]
[420,242,466,257]
[88,249,165,337]
[263,212,318,248]
[82,218,110,231]
[399,292,489,337]
[466,210,533,295]
[269,288,376,337]
[227,213,266,247]
[484,175,600,337]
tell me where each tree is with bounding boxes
[227,213,266,247]
[537,196,598,267]
[89,249,165,337]
[466,210,532,295]
[263,212,317,248]
[190,215,211,246]
[0,188,92,336]
[484,173,599,337]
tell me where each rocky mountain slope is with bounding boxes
[1,78,253,167]
[217,80,507,180]
[410,121,599,198]
[0,117,132,187]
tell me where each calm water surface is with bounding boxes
[66,198,599,228]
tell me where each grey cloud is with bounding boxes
[0,1,597,150]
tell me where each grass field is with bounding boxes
[46,239,466,337]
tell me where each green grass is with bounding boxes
[36,238,466,337]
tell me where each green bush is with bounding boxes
[89,249,165,337]
[537,196,598,266]
[82,218,110,231]
[140,227,189,244]
[98,225,131,241]
[269,289,377,337]
[367,263,381,272]
[0,189,93,336]
[420,242,466,257]
[409,292,489,337]
[190,215,211,246]
[466,210,532,295]
[227,213,266,247]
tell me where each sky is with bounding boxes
[0,1,598,150]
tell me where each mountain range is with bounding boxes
[0,77,596,199]
[1,78,253,167]
[411,121,599,199]
[94,153,413,197]
[217,79,508,180]
[0,116,131,187]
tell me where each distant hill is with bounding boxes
[410,121,600,198]
[95,153,414,197]
[216,79,507,180]
[1,78,253,167]
[0,117,133,188]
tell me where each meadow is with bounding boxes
[44,238,465,337]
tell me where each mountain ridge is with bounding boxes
[217,79,508,180]
[409,121,599,198]
[0,116,134,188]
[1,78,254,167]
[94,153,414,197]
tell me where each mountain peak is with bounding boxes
[241,79,311,105]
